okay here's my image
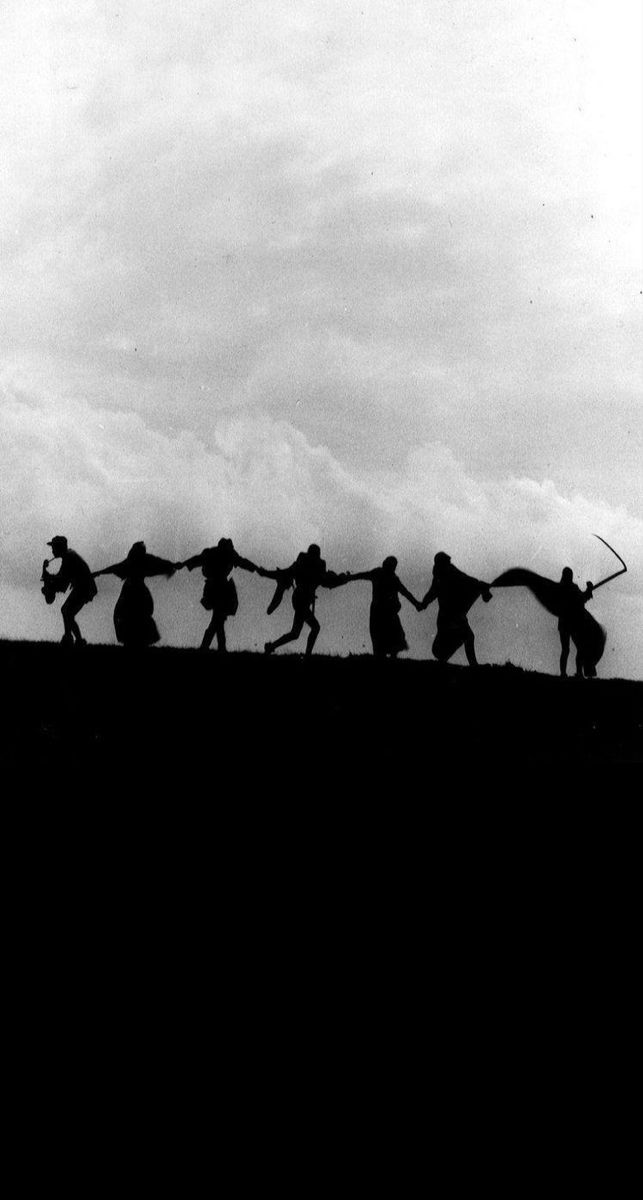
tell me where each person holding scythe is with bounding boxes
[491,535,627,678]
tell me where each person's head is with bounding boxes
[561,567,574,584]
[127,541,147,562]
[218,537,234,553]
[382,556,398,574]
[47,535,68,558]
[307,544,321,560]
[433,551,451,574]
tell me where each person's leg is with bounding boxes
[62,593,86,644]
[265,612,304,654]
[304,614,321,655]
[463,626,478,667]
[200,616,217,650]
[559,629,570,676]
[216,620,227,653]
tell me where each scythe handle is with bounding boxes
[591,567,627,591]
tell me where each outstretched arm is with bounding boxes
[233,553,260,574]
[397,580,422,610]
[419,582,438,610]
[255,564,293,582]
[176,554,205,571]
[92,561,126,579]
[322,570,352,589]
[342,571,374,584]
[142,554,176,578]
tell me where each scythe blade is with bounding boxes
[591,535,627,590]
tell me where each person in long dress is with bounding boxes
[93,541,177,648]
[343,556,421,657]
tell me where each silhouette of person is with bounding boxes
[490,565,605,678]
[41,535,98,646]
[258,544,348,655]
[344,556,421,657]
[419,552,492,666]
[93,542,177,648]
[558,567,594,677]
[176,537,260,652]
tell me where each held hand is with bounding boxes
[481,587,492,603]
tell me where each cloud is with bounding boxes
[2,376,640,577]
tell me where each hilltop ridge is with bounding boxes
[1,639,641,775]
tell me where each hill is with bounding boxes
[1,640,641,780]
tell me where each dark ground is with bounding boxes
[2,638,639,1130]
[2,639,641,780]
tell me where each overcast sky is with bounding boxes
[1,0,641,675]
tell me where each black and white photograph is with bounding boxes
[1,1,641,773]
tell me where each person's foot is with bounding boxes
[264,641,274,654]
[60,634,73,646]
[75,637,87,647]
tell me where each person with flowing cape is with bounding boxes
[257,544,348,656]
[176,537,261,652]
[419,552,493,666]
[41,535,98,646]
[343,556,422,657]
[491,566,605,677]
[92,541,177,648]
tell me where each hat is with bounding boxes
[47,535,68,552]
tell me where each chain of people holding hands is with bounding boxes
[41,530,625,677]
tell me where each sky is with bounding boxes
[1,0,641,676]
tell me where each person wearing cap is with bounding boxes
[175,537,261,652]
[419,552,492,666]
[42,536,98,646]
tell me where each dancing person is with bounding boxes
[491,564,604,678]
[41,535,98,646]
[93,541,177,648]
[344,556,421,657]
[177,537,260,652]
[258,544,348,656]
[419,552,492,666]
